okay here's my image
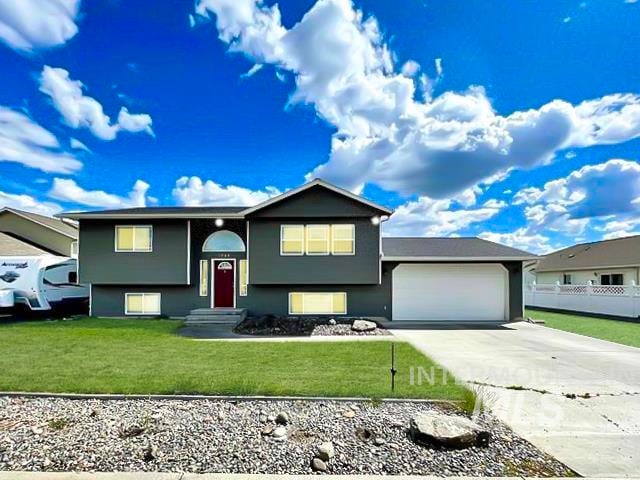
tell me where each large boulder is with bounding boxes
[409,412,491,448]
[351,319,377,332]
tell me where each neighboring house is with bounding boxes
[0,207,78,257]
[526,236,640,319]
[0,207,87,312]
[60,179,535,323]
[534,235,640,286]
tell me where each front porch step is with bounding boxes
[185,308,247,326]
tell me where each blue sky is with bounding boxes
[0,0,639,253]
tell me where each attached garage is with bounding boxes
[392,263,508,321]
[382,237,537,323]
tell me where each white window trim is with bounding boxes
[115,225,153,252]
[331,224,355,256]
[124,293,161,315]
[199,259,209,297]
[305,224,330,256]
[288,292,347,315]
[239,259,248,297]
[280,224,305,256]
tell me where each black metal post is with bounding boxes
[390,342,397,392]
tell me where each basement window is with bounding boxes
[125,293,161,315]
[289,292,347,315]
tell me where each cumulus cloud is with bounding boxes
[383,196,506,237]
[598,219,640,240]
[0,190,62,216]
[194,0,640,200]
[401,60,420,77]
[49,178,151,208]
[479,228,552,254]
[0,106,82,173]
[0,0,80,54]
[39,66,154,141]
[172,176,281,206]
[514,159,640,230]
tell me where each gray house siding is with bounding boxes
[248,185,385,218]
[79,219,189,285]
[248,218,380,285]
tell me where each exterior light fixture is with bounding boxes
[371,216,380,226]
[215,218,224,228]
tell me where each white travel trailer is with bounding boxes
[0,256,89,312]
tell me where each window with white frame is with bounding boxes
[562,274,572,285]
[115,226,152,252]
[125,293,161,315]
[306,225,330,255]
[70,241,79,258]
[199,260,209,296]
[288,292,347,315]
[239,259,248,296]
[280,225,305,255]
[331,224,355,255]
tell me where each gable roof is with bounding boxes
[0,207,78,239]
[59,179,393,220]
[60,206,247,220]
[382,237,536,261]
[242,179,393,216]
[0,232,49,256]
[536,235,640,272]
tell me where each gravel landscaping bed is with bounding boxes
[0,396,573,476]
[312,324,390,336]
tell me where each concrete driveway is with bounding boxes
[393,321,640,478]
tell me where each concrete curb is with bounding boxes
[0,392,458,404]
[0,474,593,480]
[189,335,394,342]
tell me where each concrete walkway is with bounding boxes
[392,321,640,478]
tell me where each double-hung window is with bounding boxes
[331,224,355,255]
[306,225,330,255]
[115,226,152,252]
[280,225,305,255]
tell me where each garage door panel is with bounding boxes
[392,264,507,321]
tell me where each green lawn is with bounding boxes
[0,317,466,400]
[526,308,640,348]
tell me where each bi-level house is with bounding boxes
[61,179,535,323]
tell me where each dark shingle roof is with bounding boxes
[382,237,536,260]
[536,235,640,272]
[0,232,48,256]
[60,206,248,219]
[0,208,78,238]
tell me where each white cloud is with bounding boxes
[596,219,640,240]
[401,60,419,77]
[195,0,640,200]
[241,63,264,78]
[172,176,281,206]
[0,0,80,54]
[383,196,506,237]
[479,228,552,254]
[0,190,62,216]
[49,178,151,208]
[39,66,154,141]
[434,57,443,77]
[0,106,82,173]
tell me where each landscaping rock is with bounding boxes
[355,427,373,442]
[311,457,328,472]
[409,412,491,449]
[342,409,356,418]
[275,411,289,425]
[316,442,335,461]
[373,437,386,446]
[272,426,287,439]
[328,318,337,325]
[142,445,159,462]
[351,319,377,332]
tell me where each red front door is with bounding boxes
[213,260,235,308]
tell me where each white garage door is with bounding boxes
[392,263,508,321]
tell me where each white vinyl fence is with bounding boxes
[525,282,640,318]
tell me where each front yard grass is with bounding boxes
[526,308,640,348]
[0,317,466,400]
